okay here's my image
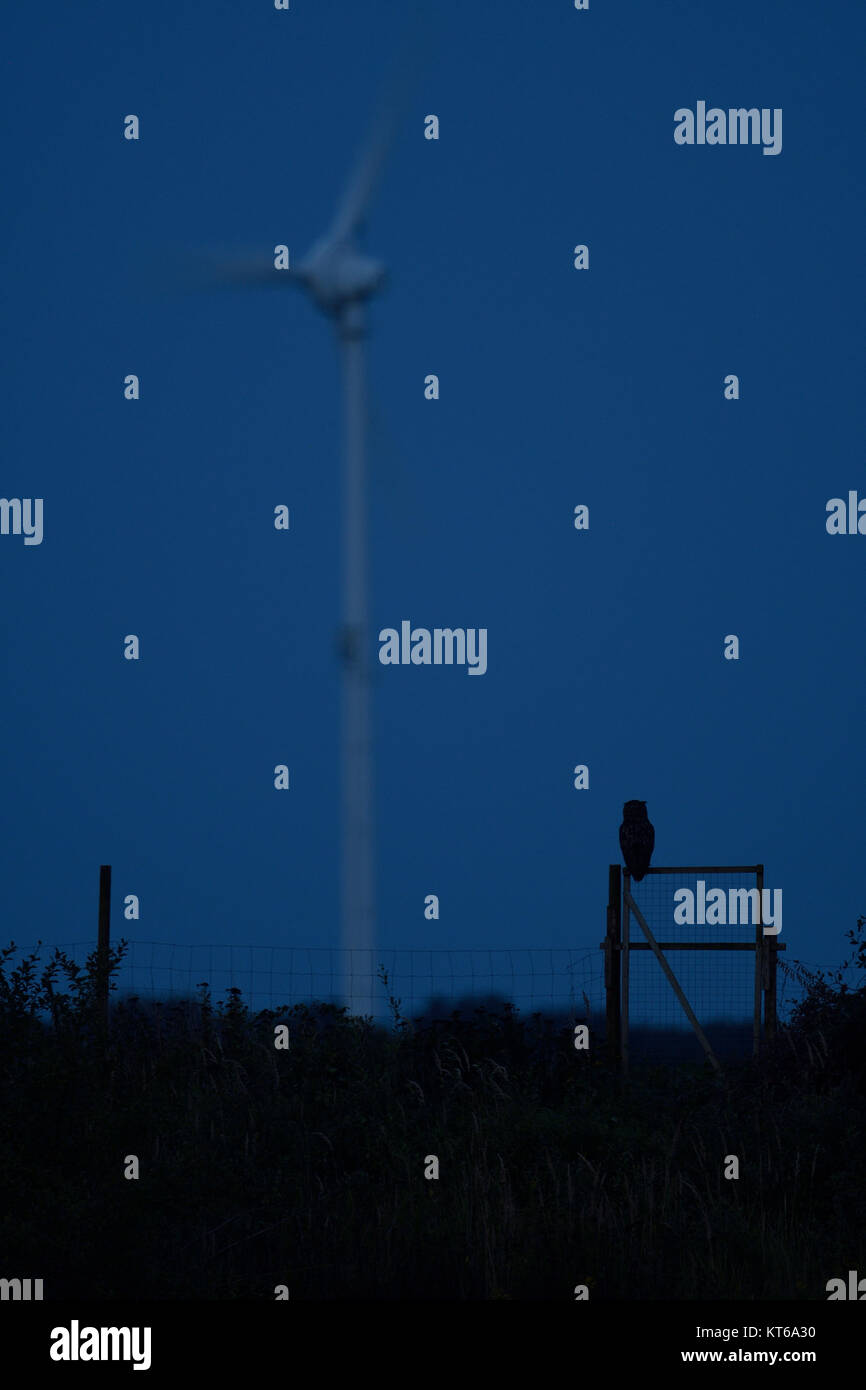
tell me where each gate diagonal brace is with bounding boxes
[624,889,723,1077]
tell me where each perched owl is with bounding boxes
[619,800,655,881]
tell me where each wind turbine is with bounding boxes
[304,126,389,1021]
[207,116,394,1019]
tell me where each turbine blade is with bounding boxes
[328,110,394,244]
[146,248,298,294]
[203,252,298,289]
[326,12,437,245]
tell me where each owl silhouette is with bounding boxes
[619,800,655,881]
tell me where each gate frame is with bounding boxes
[602,864,783,1072]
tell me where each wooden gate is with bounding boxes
[602,864,783,1073]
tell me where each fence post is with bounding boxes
[765,940,778,1042]
[754,863,764,1058]
[97,865,111,1030]
[621,870,631,1076]
[605,865,621,1064]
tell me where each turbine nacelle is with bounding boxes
[295,236,386,316]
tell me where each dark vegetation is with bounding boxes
[1,923,865,1300]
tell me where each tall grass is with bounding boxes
[0,934,863,1299]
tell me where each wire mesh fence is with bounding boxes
[622,868,768,1062]
[625,869,762,1044]
[3,935,828,1042]
[7,940,607,1026]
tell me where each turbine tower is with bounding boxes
[208,119,391,1017]
[295,138,388,1019]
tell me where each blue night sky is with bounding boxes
[2,1,864,1017]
